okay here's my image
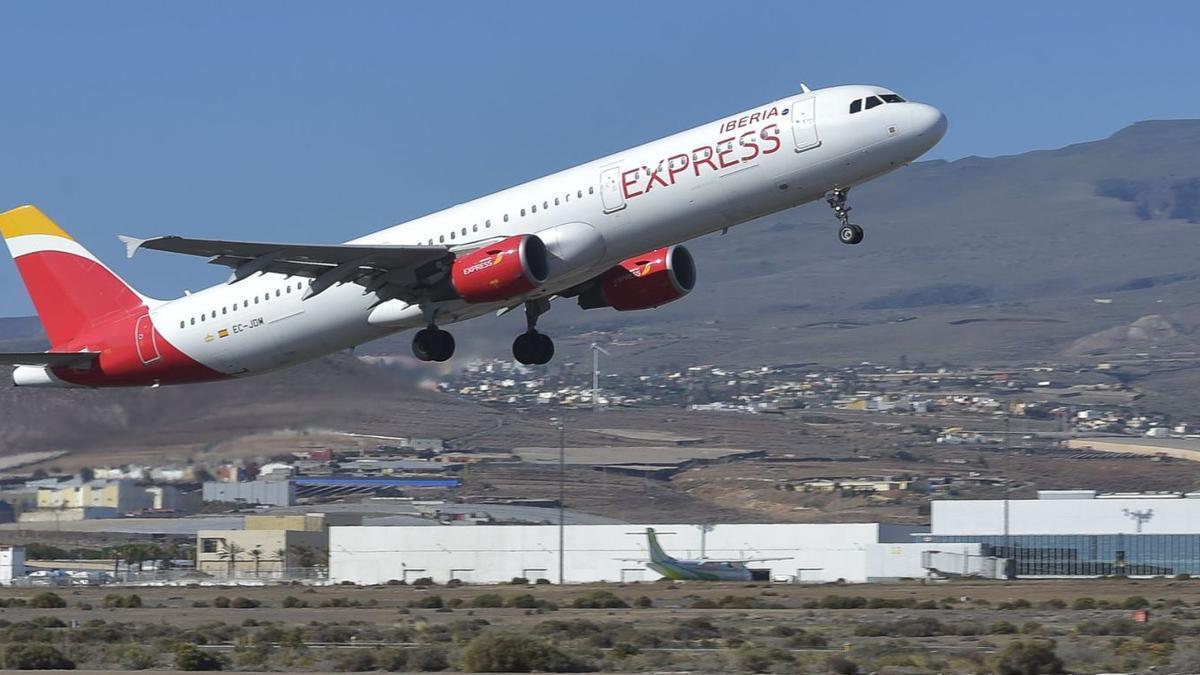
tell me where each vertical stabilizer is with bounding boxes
[0,205,150,349]
[645,527,673,564]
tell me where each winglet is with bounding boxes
[117,235,147,259]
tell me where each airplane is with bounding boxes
[624,527,786,581]
[0,84,945,387]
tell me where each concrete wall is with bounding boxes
[933,498,1200,536]
[330,523,937,585]
[0,546,25,584]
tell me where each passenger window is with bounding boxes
[254,297,259,304]
[461,227,466,235]
[211,311,216,318]
[286,286,291,294]
[180,321,185,329]
[450,232,455,239]
[554,197,559,206]
[472,224,478,232]
[849,99,862,114]
[201,314,206,322]
[520,209,526,216]
[439,235,445,243]
[577,190,583,198]
[275,289,280,297]
[865,96,883,110]
[222,307,227,314]
[504,214,509,222]
[485,219,491,227]
[543,201,548,209]
[531,205,537,213]
[243,300,248,308]
[565,194,570,202]
[588,187,594,194]
[190,317,195,325]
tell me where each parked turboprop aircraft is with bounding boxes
[1,84,945,387]
[623,528,785,581]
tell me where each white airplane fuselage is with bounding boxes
[8,84,946,386]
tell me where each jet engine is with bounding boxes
[578,245,696,311]
[448,234,550,303]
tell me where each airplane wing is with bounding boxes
[0,352,98,368]
[119,235,455,301]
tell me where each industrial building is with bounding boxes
[926,490,1200,577]
[330,523,996,585]
[196,512,361,578]
[202,480,296,507]
[0,546,25,585]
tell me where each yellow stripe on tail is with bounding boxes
[0,205,74,240]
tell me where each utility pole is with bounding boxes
[590,343,610,411]
[558,419,566,584]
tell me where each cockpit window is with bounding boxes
[849,99,862,114]
[880,94,906,103]
[865,96,883,110]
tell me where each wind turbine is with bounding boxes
[590,342,611,411]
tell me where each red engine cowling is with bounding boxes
[450,234,550,303]
[583,245,696,311]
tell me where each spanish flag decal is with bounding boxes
[218,329,230,338]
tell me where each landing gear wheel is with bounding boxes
[412,328,455,362]
[838,223,864,245]
[513,330,554,365]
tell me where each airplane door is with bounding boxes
[791,97,820,152]
[134,314,161,365]
[599,166,626,213]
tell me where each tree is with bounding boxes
[248,546,264,577]
[218,541,244,578]
[273,548,288,573]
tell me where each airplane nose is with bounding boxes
[909,103,948,144]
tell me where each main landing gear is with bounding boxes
[826,187,864,245]
[412,326,455,362]
[512,298,554,365]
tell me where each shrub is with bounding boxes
[471,594,504,608]
[673,617,720,641]
[282,595,308,608]
[633,595,652,608]
[535,578,552,585]
[213,596,231,609]
[1071,597,1096,610]
[690,598,718,609]
[734,644,775,673]
[31,616,66,628]
[571,590,628,609]
[373,648,408,670]
[458,631,592,672]
[1144,621,1180,644]
[230,596,261,609]
[409,595,444,609]
[1122,595,1149,609]
[407,646,449,672]
[446,578,464,588]
[3,643,75,670]
[334,650,376,671]
[385,578,404,585]
[506,594,541,609]
[118,645,158,670]
[990,620,1019,635]
[789,629,829,648]
[411,577,435,587]
[174,643,224,671]
[826,654,859,674]
[28,592,67,609]
[1041,598,1067,609]
[987,640,1063,675]
[510,577,529,585]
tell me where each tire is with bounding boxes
[512,332,537,365]
[533,332,555,365]
[839,224,864,245]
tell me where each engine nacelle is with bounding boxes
[580,245,696,311]
[449,234,550,303]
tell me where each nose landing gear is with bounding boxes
[826,188,863,245]
[512,298,555,365]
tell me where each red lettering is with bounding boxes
[692,146,718,176]
[667,153,690,184]
[749,112,761,124]
[760,124,782,154]
[621,169,643,199]
[739,131,760,162]
[716,137,739,169]
[644,163,669,192]
[737,115,748,128]
[764,106,778,120]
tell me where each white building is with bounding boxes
[330,522,991,585]
[0,546,25,585]
[926,490,1200,576]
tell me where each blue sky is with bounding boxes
[1,1,1197,316]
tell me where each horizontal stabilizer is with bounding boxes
[0,352,99,368]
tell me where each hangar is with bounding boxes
[330,522,994,584]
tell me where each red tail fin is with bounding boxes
[0,205,149,349]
